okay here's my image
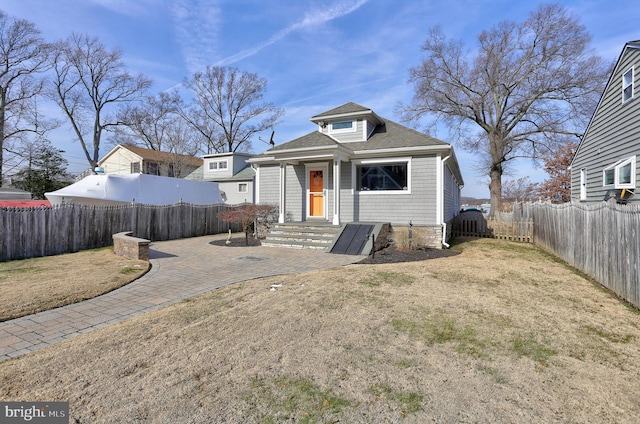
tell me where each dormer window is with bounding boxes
[209,160,228,171]
[332,121,352,130]
[330,120,356,134]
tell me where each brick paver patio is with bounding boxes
[0,235,365,362]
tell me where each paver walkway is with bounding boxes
[0,235,365,362]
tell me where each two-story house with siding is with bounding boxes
[99,145,203,179]
[186,152,256,205]
[247,102,464,248]
[570,40,640,204]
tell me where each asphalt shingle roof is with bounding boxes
[311,102,371,119]
[267,118,448,153]
[121,145,203,168]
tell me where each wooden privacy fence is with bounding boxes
[522,201,640,309]
[451,211,534,242]
[0,202,243,262]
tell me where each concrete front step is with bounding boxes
[263,223,340,250]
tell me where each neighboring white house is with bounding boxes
[99,145,203,179]
[247,102,464,247]
[570,40,640,204]
[187,152,256,205]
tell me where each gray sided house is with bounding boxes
[187,152,256,205]
[248,102,464,248]
[571,40,640,204]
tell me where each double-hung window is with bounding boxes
[145,162,159,175]
[603,156,636,189]
[623,68,634,103]
[209,160,228,171]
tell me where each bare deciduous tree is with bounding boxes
[501,176,539,203]
[115,90,203,178]
[49,33,152,171]
[178,66,283,154]
[0,11,53,186]
[400,3,610,215]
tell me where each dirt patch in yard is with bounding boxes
[1,238,640,423]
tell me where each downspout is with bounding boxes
[250,163,258,204]
[441,155,451,249]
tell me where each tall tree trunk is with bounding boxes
[489,162,503,217]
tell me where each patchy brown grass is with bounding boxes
[0,248,149,321]
[1,238,640,423]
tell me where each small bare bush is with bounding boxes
[393,226,427,251]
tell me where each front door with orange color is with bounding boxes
[309,170,324,217]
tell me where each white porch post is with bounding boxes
[279,162,286,223]
[332,159,341,225]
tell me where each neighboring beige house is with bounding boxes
[99,145,203,178]
[186,152,256,205]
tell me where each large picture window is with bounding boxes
[357,163,408,191]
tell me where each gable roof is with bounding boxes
[571,40,640,168]
[100,144,203,168]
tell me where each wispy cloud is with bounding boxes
[89,0,158,16]
[171,0,222,74]
[215,0,370,66]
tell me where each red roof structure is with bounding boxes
[0,200,51,208]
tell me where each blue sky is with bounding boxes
[2,0,638,198]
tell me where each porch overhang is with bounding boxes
[247,144,352,165]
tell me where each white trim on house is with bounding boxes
[332,159,341,225]
[351,157,412,195]
[305,162,329,220]
[436,154,443,224]
[279,163,286,223]
[253,165,260,204]
[208,159,228,171]
[602,155,636,189]
[580,168,587,200]
[351,145,450,157]
[329,120,357,134]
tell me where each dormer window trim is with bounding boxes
[208,159,228,171]
[329,120,357,134]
